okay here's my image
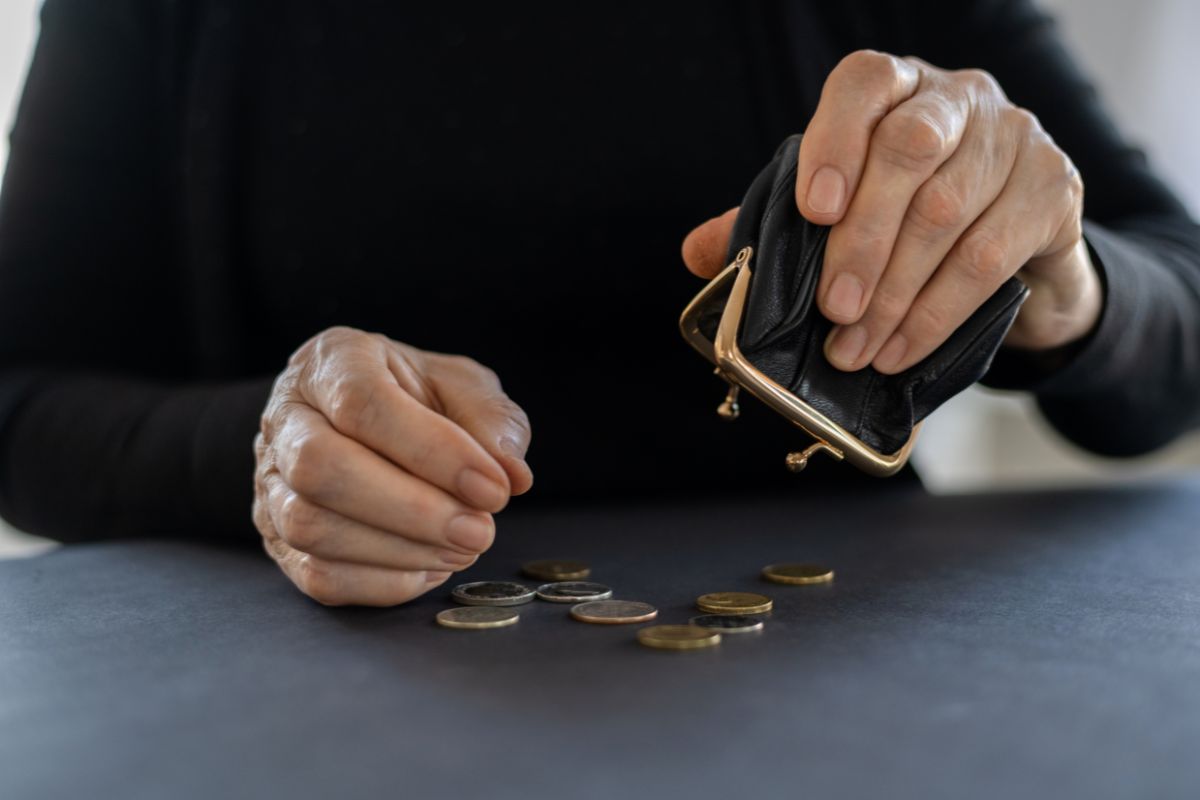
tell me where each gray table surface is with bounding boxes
[2,480,1199,800]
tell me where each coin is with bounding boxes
[570,600,658,624]
[521,559,591,581]
[436,607,520,630]
[451,581,535,606]
[762,563,834,585]
[689,614,765,634]
[535,581,613,603]
[695,591,773,615]
[637,625,721,651]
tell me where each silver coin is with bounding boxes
[535,581,614,603]
[451,581,535,606]
[689,614,765,634]
[436,607,520,629]
[570,600,658,624]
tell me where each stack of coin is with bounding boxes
[451,581,535,607]
[695,591,773,615]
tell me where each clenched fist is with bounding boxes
[253,327,533,606]
[684,50,1102,373]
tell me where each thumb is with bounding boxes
[427,356,534,497]
[681,207,739,278]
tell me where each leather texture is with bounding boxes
[700,135,1030,455]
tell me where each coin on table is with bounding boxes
[762,563,834,585]
[436,607,520,630]
[570,600,658,624]
[535,581,613,603]
[638,625,721,651]
[451,581,535,606]
[521,559,591,581]
[695,591,773,615]
[689,614,765,634]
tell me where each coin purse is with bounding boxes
[680,134,1030,476]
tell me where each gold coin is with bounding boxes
[762,563,834,585]
[436,606,520,630]
[569,600,658,624]
[637,625,721,651]
[521,559,591,581]
[695,591,773,615]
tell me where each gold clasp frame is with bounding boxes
[679,246,919,476]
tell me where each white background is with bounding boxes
[0,0,1197,555]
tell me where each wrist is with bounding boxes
[1005,237,1102,351]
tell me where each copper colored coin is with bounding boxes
[569,600,658,625]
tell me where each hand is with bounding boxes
[682,50,1102,373]
[252,326,533,606]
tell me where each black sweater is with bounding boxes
[1,0,1198,545]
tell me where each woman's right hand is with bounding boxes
[252,327,533,606]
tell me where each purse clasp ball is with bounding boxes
[680,246,921,476]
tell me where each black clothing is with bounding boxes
[1,0,1198,545]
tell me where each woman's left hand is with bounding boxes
[682,49,1102,374]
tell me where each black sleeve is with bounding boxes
[904,0,1200,457]
[0,0,269,544]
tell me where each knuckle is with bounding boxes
[295,556,342,606]
[875,110,950,172]
[282,431,333,498]
[1065,162,1084,203]
[277,493,324,551]
[1007,107,1041,137]
[959,228,1011,284]
[252,496,274,538]
[837,49,899,91]
[326,375,380,438]
[869,286,912,326]
[403,492,442,532]
[958,68,1002,96]
[451,354,500,386]
[908,301,952,342]
[407,426,450,475]
[908,175,969,234]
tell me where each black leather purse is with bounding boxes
[680,135,1029,476]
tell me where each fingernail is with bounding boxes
[456,468,508,511]
[825,273,864,321]
[807,166,845,215]
[445,513,494,552]
[438,548,477,567]
[827,325,868,369]
[874,334,909,373]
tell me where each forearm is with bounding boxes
[0,370,272,544]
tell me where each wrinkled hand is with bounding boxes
[253,327,533,606]
[683,50,1102,373]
